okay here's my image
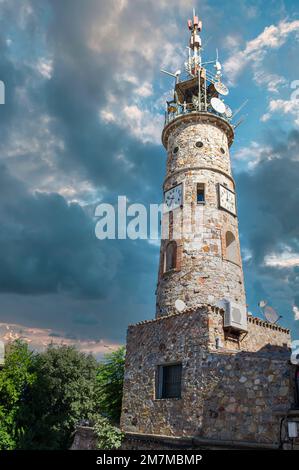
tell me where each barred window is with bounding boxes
[157,364,182,399]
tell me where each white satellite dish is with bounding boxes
[264,306,280,324]
[224,105,233,119]
[175,299,187,313]
[214,81,229,96]
[258,300,267,309]
[211,97,226,114]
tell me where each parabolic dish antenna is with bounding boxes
[214,81,229,96]
[225,105,233,119]
[258,300,267,309]
[211,97,226,114]
[264,306,280,324]
[175,299,187,313]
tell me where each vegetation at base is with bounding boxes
[93,415,124,449]
[96,346,126,423]
[0,341,35,449]
[0,340,125,450]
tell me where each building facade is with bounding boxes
[121,12,299,450]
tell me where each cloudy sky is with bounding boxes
[0,0,298,356]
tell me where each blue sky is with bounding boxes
[0,0,298,355]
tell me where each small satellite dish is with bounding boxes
[264,306,280,324]
[214,81,229,96]
[224,105,233,119]
[258,300,267,308]
[211,97,226,114]
[175,299,187,313]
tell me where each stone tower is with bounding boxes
[121,12,297,451]
[155,16,245,319]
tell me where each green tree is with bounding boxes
[94,415,123,450]
[96,346,125,423]
[18,344,99,450]
[0,340,35,450]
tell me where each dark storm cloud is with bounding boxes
[236,129,299,333]
[0,164,122,297]
[37,0,172,198]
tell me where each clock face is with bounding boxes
[164,184,183,212]
[218,184,236,215]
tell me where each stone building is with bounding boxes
[121,12,299,449]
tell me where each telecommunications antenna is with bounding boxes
[160,69,181,84]
[211,97,226,114]
[224,104,233,119]
[175,299,187,313]
[214,81,229,96]
[232,99,249,119]
[264,306,281,324]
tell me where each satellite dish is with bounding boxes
[211,97,226,114]
[214,81,229,96]
[224,105,233,119]
[264,306,280,324]
[258,300,267,308]
[175,299,187,313]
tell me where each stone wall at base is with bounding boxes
[70,426,97,450]
[121,306,294,446]
[121,433,283,450]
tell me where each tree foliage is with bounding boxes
[96,346,125,423]
[0,342,126,450]
[0,341,35,450]
[18,344,99,450]
[93,415,123,450]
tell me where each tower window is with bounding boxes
[195,141,203,148]
[156,364,182,399]
[225,231,238,264]
[197,183,205,204]
[220,147,226,154]
[164,241,177,272]
[173,146,179,154]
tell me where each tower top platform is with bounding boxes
[162,111,235,148]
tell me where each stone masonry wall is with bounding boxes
[121,306,293,446]
[156,115,245,317]
[207,306,291,352]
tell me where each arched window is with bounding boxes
[225,231,238,264]
[164,241,177,272]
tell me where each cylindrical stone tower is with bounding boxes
[155,13,246,318]
[156,113,246,318]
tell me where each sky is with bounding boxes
[0,0,298,357]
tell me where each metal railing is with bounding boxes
[164,102,229,126]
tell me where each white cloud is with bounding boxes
[264,251,299,268]
[224,20,299,85]
[233,141,273,170]
[36,58,53,79]
[253,70,287,93]
[100,99,163,144]
[261,98,299,126]
[293,305,299,321]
